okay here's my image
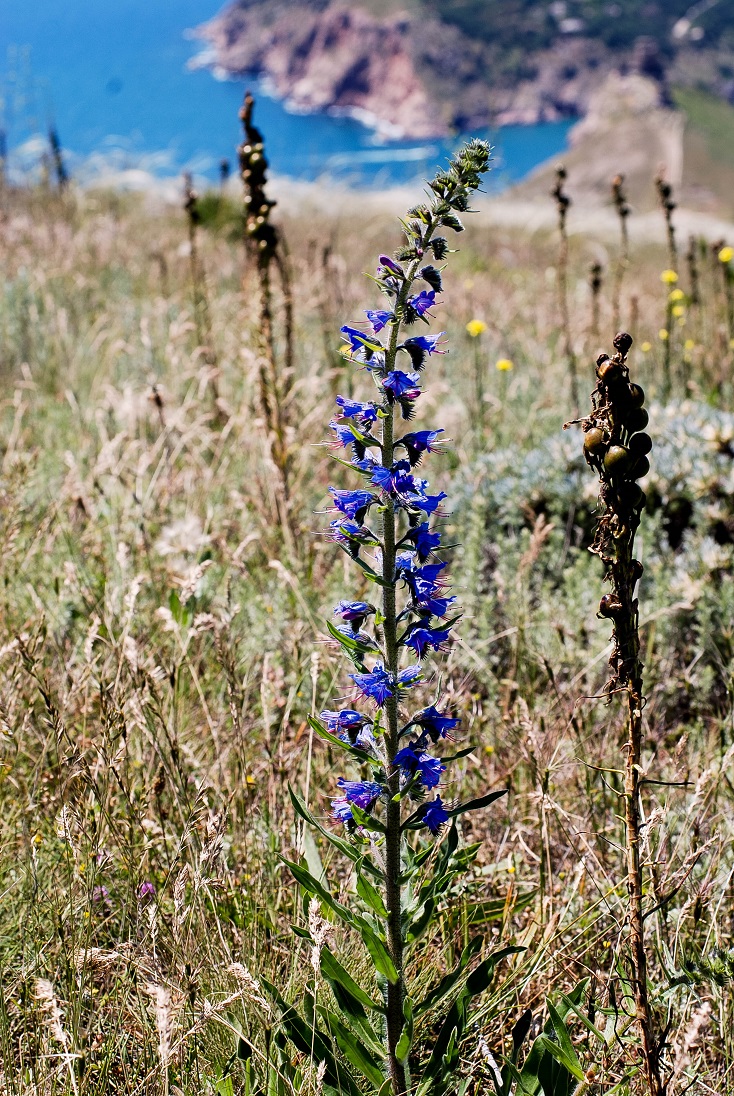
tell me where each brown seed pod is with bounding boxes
[583,427,606,460]
[629,432,652,458]
[604,445,632,476]
[633,455,650,479]
[597,358,624,386]
[613,331,633,356]
[619,482,645,510]
[599,593,624,618]
[625,407,649,433]
[627,383,645,409]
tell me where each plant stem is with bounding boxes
[379,281,407,1094]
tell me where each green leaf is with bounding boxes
[261,979,362,1096]
[396,996,414,1063]
[414,937,483,1017]
[326,619,377,660]
[214,1076,234,1096]
[440,746,476,765]
[318,1006,386,1088]
[559,994,608,1046]
[465,945,524,995]
[449,789,507,818]
[356,873,388,918]
[320,947,385,1013]
[404,897,436,945]
[303,826,326,886]
[544,1000,585,1081]
[283,859,360,930]
[359,924,398,983]
[349,803,386,834]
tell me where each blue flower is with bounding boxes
[404,561,447,596]
[414,593,457,617]
[370,459,416,497]
[419,797,450,834]
[407,290,436,318]
[398,664,423,688]
[329,420,356,449]
[335,396,378,426]
[398,430,444,466]
[352,454,380,476]
[400,333,446,370]
[321,708,371,735]
[332,797,356,825]
[335,600,374,629]
[365,309,393,333]
[403,623,452,658]
[383,371,421,401]
[341,325,379,355]
[337,778,384,810]
[350,663,394,706]
[394,747,445,789]
[403,522,442,561]
[327,519,379,552]
[404,489,447,514]
[410,705,460,742]
[403,333,445,355]
[329,488,376,523]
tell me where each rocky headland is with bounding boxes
[192,1,678,139]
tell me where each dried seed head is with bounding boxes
[613,331,633,356]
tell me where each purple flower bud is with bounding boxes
[92,885,111,906]
[378,255,404,277]
[138,881,156,901]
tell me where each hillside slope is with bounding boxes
[194,0,734,138]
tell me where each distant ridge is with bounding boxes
[194,0,734,139]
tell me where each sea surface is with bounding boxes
[0,0,574,189]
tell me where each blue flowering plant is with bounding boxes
[256,142,528,1096]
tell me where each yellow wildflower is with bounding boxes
[659,329,669,341]
[719,246,734,264]
[684,339,695,350]
[661,269,678,284]
[640,341,652,353]
[672,304,685,318]
[669,288,685,302]
[496,358,514,372]
[466,319,487,338]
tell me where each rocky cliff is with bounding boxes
[193,0,727,139]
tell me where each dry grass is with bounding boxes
[0,177,732,1094]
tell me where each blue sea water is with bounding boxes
[0,0,573,188]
